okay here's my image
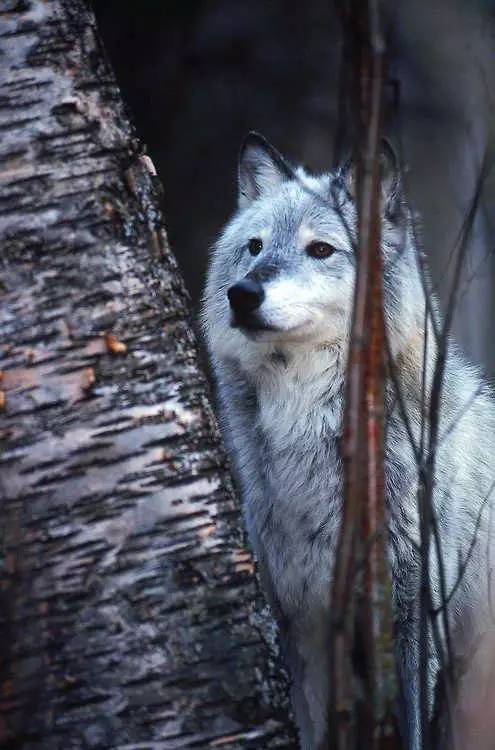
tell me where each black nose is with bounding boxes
[227,278,265,314]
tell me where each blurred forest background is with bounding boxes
[93,0,495,375]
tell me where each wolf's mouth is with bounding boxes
[230,312,276,332]
[231,314,315,342]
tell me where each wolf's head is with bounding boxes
[203,132,420,375]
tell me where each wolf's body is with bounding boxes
[202,134,495,749]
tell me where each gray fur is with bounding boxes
[201,133,495,749]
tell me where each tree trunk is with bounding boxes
[0,2,296,748]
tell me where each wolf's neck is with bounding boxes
[250,314,433,440]
[253,343,346,438]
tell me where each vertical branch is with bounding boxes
[328,1,401,748]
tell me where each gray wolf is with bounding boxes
[202,132,495,749]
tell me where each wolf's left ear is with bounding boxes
[238,132,293,209]
[380,139,402,220]
[339,139,402,220]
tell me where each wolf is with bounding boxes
[202,132,495,749]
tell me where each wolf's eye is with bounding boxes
[306,241,336,259]
[248,238,263,256]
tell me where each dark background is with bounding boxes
[93,0,495,375]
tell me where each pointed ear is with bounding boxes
[338,139,402,220]
[238,132,293,209]
[380,139,402,219]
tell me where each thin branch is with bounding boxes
[328,3,400,748]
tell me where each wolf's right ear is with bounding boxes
[238,132,293,209]
[336,139,402,220]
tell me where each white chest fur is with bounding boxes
[249,347,345,614]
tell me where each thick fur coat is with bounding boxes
[202,133,495,749]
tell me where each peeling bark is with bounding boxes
[0,2,296,748]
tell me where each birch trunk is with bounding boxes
[0,2,296,748]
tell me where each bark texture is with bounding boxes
[0,2,296,748]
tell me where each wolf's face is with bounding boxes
[203,133,404,372]
[227,174,357,346]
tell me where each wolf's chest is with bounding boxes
[255,370,342,482]
[251,385,344,612]
[249,378,418,615]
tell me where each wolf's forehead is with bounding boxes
[254,189,352,247]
